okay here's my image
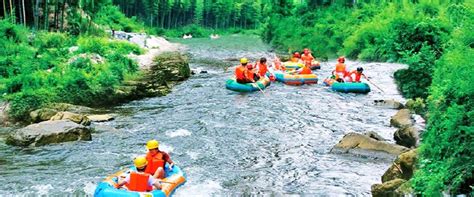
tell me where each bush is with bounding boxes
[6,89,56,120]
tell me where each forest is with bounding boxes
[0,0,472,195]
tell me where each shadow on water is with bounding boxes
[0,34,407,196]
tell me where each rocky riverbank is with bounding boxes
[329,98,425,196]
[4,33,190,147]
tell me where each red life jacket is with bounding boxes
[299,66,312,75]
[350,70,363,82]
[145,152,165,175]
[258,63,268,77]
[126,172,152,192]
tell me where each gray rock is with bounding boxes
[371,179,407,197]
[373,99,404,109]
[30,108,59,123]
[47,103,93,114]
[382,149,417,182]
[331,133,410,158]
[394,126,420,148]
[87,114,115,122]
[364,131,387,141]
[6,120,92,147]
[0,102,10,126]
[390,109,413,128]
[50,112,91,126]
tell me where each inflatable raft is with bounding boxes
[273,70,317,85]
[282,62,304,70]
[310,61,321,70]
[331,82,371,93]
[94,164,186,197]
[225,77,271,92]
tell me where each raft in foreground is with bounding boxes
[94,164,186,197]
[225,77,271,92]
[331,82,371,93]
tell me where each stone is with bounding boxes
[364,131,387,141]
[394,126,420,148]
[0,102,10,126]
[331,133,410,158]
[47,103,93,114]
[87,114,115,122]
[50,112,91,126]
[6,120,92,147]
[371,178,407,197]
[373,99,405,109]
[382,149,417,182]
[390,109,413,128]
[30,108,59,123]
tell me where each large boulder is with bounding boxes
[394,126,420,148]
[390,109,413,128]
[382,149,418,182]
[30,108,59,123]
[331,133,410,158]
[50,112,91,126]
[371,178,407,197]
[373,99,405,109]
[150,52,191,83]
[47,103,93,114]
[6,120,92,147]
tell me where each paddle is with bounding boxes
[366,77,385,93]
[251,82,267,96]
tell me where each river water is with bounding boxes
[0,35,407,196]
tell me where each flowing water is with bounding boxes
[0,35,408,196]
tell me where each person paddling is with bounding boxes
[144,140,175,179]
[290,52,301,63]
[300,48,314,64]
[347,67,368,83]
[235,58,254,83]
[115,156,162,192]
[257,57,269,78]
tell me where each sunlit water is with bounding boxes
[0,35,407,196]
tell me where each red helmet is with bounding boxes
[337,56,345,63]
[293,52,301,58]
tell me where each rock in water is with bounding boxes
[364,131,387,141]
[382,149,417,182]
[373,99,404,109]
[6,120,92,147]
[371,178,407,197]
[0,102,10,126]
[50,112,91,126]
[394,126,420,148]
[390,109,413,128]
[331,133,410,158]
[87,114,115,122]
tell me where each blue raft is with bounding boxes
[331,82,371,93]
[94,164,186,197]
[225,77,271,92]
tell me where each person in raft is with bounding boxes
[115,156,162,192]
[332,56,350,82]
[235,58,255,83]
[144,140,175,179]
[347,67,368,82]
[257,57,269,78]
[300,48,314,64]
[298,61,313,75]
[272,57,285,71]
[290,52,301,63]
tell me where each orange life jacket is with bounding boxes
[274,61,285,71]
[235,66,246,81]
[258,63,268,77]
[126,172,152,192]
[245,69,255,81]
[145,152,165,175]
[299,66,312,75]
[301,54,314,63]
[335,63,347,72]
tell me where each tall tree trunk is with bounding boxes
[22,0,25,25]
[44,0,48,30]
[34,0,39,30]
[60,0,65,31]
[2,0,6,18]
[9,0,12,21]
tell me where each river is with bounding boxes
[0,34,407,196]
